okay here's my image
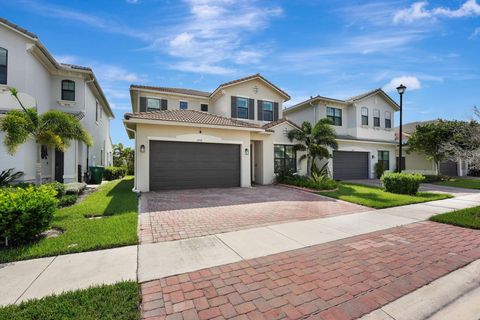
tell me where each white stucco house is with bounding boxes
[0,18,114,183]
[284,89,399,180]
[124,74,308,192]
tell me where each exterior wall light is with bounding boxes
[245,148,249,156]
[140,145,145,153]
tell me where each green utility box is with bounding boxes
[89,166,104,184]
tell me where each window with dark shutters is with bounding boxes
[139,97,147,112]
[273,102,279,121]
[257,100,264,121]
[231,96,236,118]
[248,98,254,120]
[263,101,273,121]
[161,99,168,110]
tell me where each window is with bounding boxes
[361,107,368,126]
[385,111,392,128]
[179,101,188,110]
[95,102,99,122]
[274,145,296,174]
[326,107,342,126]
[201,104,208,112]
[373,109,380,127]
[146,98,161,111]
[378,151,390,170]
[61,80,75,101]
[236,97,249,119]
[396,157,406,171]
[263,101,273,121]
[0,47,7,85]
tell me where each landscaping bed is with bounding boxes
[433,178,480,190]
[320,183,452,209]
[0,282,139,320]
[430,206,480,229]
[0,177,138,263]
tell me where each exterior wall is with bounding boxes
[134,123,252,192]
[331,140,397,179]
[135,91,209,113]
[398,151,437,175]
[212,78,286,124]
[352,95,395,141]
[284,105,314,128]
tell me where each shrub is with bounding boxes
[381,172,425,195]
[45,181,66,199]
[58,194,78,207]
[65,182,87,195]
[0,168,24,187]
[374,162,386,179]
[103,166,127,181]
[0,185,58,245]
[283,175,338,191]
[275,168,296,183]
[423,175,448,183]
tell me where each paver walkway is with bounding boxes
[139,185,369,243]
[139,222,480,320]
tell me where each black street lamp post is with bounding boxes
[396,84,407,173]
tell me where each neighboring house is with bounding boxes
[284,89,399,180]
[395,121,468,176]
[0,18,114,183]
[124,74,307,191]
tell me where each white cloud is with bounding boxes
[383,76,422,93]
[394,0,480,24]
[471,27,480,38]
[126,0,139,3]
[169,62,234,75]
[55,54,81,65]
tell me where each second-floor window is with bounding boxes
[147,98,161,111]
[326,107,342,126]
[361,107,368,126]
[0,47,7,85]
[179,101,188,110]
[373,109,380,127]
[201,104,208,112]
[263,101,273,121]
[385,111,392,128]
[61,80,75,101]
[236,97,249,119]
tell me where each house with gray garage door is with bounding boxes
[124,74,307,192]
[284,89,399,180]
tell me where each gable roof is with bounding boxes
[130,85,211,98]
[0,17,37,39]
[124,109,267,131]
[284,88,399,114]
[395,120,439,135]
[262,118,301,130]
[211,74,291,101]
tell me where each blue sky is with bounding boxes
[2,0,480,146]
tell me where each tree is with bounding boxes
[287,118,338,176]
[113,143,134,174]
[407,120,465,174]
[0,88,93,185]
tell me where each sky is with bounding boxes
[2,0,480,146]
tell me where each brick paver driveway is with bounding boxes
[139,185,369,243]
[140,222,480,320]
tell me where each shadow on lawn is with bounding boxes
[103,178,137,216]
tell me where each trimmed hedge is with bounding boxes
[65,182,87,195]
[381,172,425,195]
[58,194,78,207]
[103,166,127,181]
[0,185,58,245]
[45,181,66,199]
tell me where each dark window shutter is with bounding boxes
[231,96,237,118]
[161,99,168,110]
[248,98,255,120]
[273,102,279,121]
[139,97,147,112]
[257,100,263,121]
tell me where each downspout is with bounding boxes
[83,78,95,181]
[125,126,139,193]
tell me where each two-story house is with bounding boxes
[124,74,307,191]
[284,89,399,180]
[0,18,114,183]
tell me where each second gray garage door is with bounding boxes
[439,160,458,176]
[149,141,240,190]
[333,151,369,180]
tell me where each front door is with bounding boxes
[54,149,64,183]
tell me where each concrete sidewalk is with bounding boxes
[1,192,480,307]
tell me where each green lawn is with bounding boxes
[433,178,480,190]
[430,206,480,229]
[0,282,139,320]
[0,177,138,263]
[319,183,452,209]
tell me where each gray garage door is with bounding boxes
[439,161,457,176]
[149,141,240,190]
[332,151,369,180]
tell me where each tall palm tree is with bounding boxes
[288,118,338,176]
[0,88,93,185]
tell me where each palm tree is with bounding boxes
[287,118,338,176]
[0,88,92,185]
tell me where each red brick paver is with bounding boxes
[139,185,368,243]
[140,221,480,319]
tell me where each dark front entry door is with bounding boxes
[54,149,64,183]
[149,141,241,190]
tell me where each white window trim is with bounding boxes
[144,96,163,111]
[262,100,274,121]
[236,96,249,119]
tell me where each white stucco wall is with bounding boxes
[352,95,395,141]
